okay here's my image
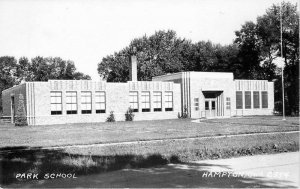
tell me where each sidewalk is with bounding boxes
[5,152,299,188]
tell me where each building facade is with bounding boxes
[153,72,274,119]
[2,80,181,125]
[1,54,274,126]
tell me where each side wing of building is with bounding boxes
[2,80,181,125]
[153,72,274,118]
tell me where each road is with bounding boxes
[5,152,299,188]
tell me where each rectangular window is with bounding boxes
[226,97,231,110]
[153,92,162,112]
[236,91,243,109]
[141,92,150,112]
[95,91,106,113]
[165,91,173,111]
[194,98,199,111]
[66,92,77,114]
[51,92,62,115]
[211,101,216,110]
[245,91,251,109]
[205,101,209,110]
[129,91,138,112]
[262,91,268,108]
[253,91,260,109]
[81,92,92,114]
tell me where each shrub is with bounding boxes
[125,107,135,121]
[178,106,188,119]
[15,94,28,126]
[106,111,115,122]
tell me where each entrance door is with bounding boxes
[205,99,216,118]
[11,96,15,123]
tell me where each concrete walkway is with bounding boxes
[6,130,297,152]
[7,152,299,188]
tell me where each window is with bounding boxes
[129,92,138,112]
[226,97,231,110]
[95,91,106,113]
[253,91,260,109]
[165,92,173,111]
[141,92,150,112]
[205,101,209,110]
[211,101,216,110]
[66,92,77,114]
[262,91,268,108]
[153,92,162,112]
[194,98,199,111]
[81,92,92,114]
[245,91,251,109]
[51,92,62,115]
[236,91,243,109]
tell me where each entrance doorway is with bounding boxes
[202,91,224,118]
[11,96,15,123]
[205,99,216,118]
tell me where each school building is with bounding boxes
[1,54,274,125]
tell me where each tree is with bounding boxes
[15,94,28,126]
[97,2,298,115]
[233,2,299,115]
[0,56,18,112]
[256,2,299,115]
[97,30,241,82]
[98,30,191,82]
[0,56,91,112]
[26,56,91,81]
[234,21,264,79]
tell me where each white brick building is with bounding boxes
[1,55,274,125]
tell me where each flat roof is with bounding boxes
[153,71,234,79]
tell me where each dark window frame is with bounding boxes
[141,91,151,112]
[253,91,260,109]
[66,91,77,114]
[226,97,231,110]
[245,91,251,109]
[236,91,243,109]
[262,91,268,108]
[153,91,162,112]
[50,91,62,115]
[95,91,106,114]
[129,91,139,112]
[165,91,173,111]
[81,91,92,114]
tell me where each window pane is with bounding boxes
[253,91,260,108]
[262,91,268,108]
[205,101,209,110]
[71,104,77,110]
[211,101,216,110]
[245,91,251,109]
[50,92,62,114]
[141,92,150,111]
[153,92,162,109]
[226,97,231,110]
[236,91,243,109]
[99,103,105,110]
[130,92,138,111]
[165,92,173,109]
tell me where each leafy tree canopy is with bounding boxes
[0,56,91,111]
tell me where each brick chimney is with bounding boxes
[129,47,137,81]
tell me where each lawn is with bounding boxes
[0,116,299,186]
[1,132,298,186]
[0,116,298,148]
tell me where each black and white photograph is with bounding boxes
[0,0,299,188]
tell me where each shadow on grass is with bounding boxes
[0,146,297,188]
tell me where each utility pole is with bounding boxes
[280,2,286,120]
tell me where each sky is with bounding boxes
[0,0,297,80]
